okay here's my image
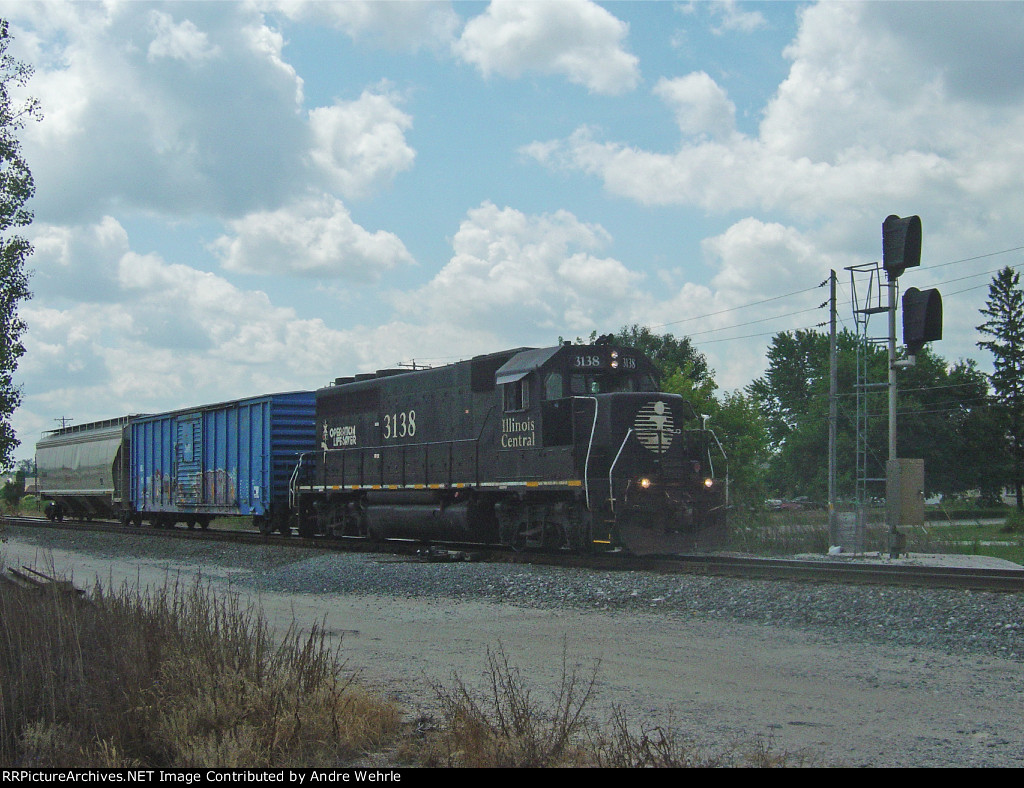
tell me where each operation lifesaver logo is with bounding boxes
[322,423,357,450]
[634,401,679,454]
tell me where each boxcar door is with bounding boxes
[176,412,203,507]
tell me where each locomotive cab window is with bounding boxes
[503,376,530,412]
[569,372,659,395]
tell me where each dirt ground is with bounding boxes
[2,531,1022,767]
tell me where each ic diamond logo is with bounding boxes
[634,400,675,454]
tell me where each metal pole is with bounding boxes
[888,277,898,462]
[829,270,837,541]
[887,275,899,554]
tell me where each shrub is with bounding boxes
[0,572,401,767]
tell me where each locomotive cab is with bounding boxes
[491,341,727,553]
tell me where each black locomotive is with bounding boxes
[35,340,727,554]
[292,339,727,553]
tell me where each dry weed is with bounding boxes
[0,569,401,767]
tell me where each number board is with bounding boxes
[570,353,637,370]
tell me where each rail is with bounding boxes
[7,516,1023,592]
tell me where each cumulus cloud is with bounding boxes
[268,0,461,51]
[6,4,418,227]
[710,0,767,35]
[11,3,309,223]
[394,202,642,338]
[210,193,415,279]
[454,0,639,95]
[30,218,133,303]
[527,1,1024,228]
[20,216,362,416]
[147,9,221,64]
[308,87,416,200]
[703,219,822,299]
[654,72,736,140]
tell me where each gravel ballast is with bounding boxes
[251,550,1024,664]
[2,524,1023,767]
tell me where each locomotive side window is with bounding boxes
[543,372,564,400]
[503,377,530,412]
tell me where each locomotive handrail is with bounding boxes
[310,437,481,490]
[577,396,599,511]
[607,428,634,514]
[475,404,497,488]
[288,452,308,509]
[707,427,730,507]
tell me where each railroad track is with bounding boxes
[5,516,1023,593]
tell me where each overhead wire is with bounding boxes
[657,243,1023,346]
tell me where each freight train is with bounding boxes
[34,340,727,554]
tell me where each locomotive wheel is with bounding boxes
[542,521,565,551]
[510,525,529,552]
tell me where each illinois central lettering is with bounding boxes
[501,417,536,448]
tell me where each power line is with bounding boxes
[684,303,826,339]
[648,284,822,330]
[659,244,1022,341]
[926,244,1024,270]
[698,322,827,345]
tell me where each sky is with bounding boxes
[3,0,1024,463]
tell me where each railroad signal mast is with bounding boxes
[842,215,941,557]
[881,215,943,556]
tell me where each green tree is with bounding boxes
[661,360,718,418]
[748,328,999,502]
[614,324,712,385]
[976,266,1024,509]
[710,389,770,510]
[747,329,875,499]
[895,350,1003,501]
[0,20,39,470]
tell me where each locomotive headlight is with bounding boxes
[611,351,619,359]
[703,477,714,489]
[611,360,619,369]
[639,477,652,489]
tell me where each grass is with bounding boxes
[404,644,815,768]
[728,506,1024,565]
[0,569,402,767]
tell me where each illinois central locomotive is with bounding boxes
[35,340,727,554]
[292,339,727,553]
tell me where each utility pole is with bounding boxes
[829,270,838,541]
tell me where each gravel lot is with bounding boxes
[2,524,1023,767]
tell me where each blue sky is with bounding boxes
[4,1,1024,463]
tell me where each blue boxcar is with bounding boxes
[128,391,315,531]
